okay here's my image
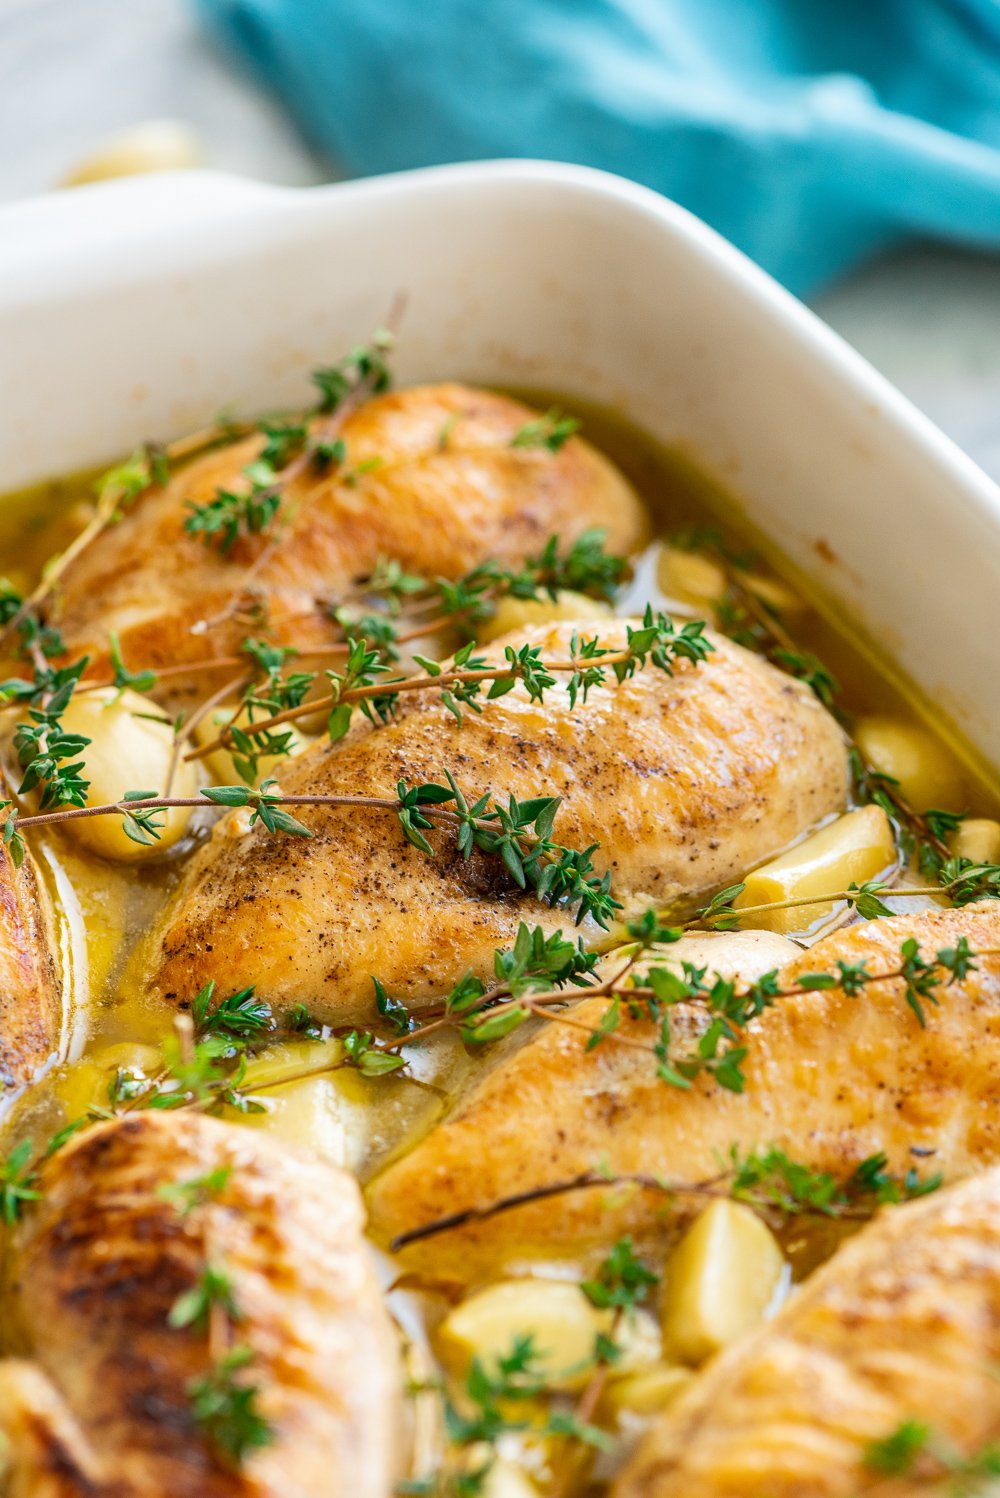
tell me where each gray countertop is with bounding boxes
[4,0,1000,483]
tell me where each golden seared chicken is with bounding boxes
[142,621,848,1020]
[49,384,646,700]
[0,1111,400,1497]
[615,1167,1000,1497]
[368,903,1000,1277]
[0,781,60,1097]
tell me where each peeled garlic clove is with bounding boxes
[661,1199,785,1366]
[742,571,805,616]
[950,817,1000,866]
[439,1279,612,1392]
[657,545,726,606]
[477,590,611,645]
[854,717,964,813]
[242,1041,372,1173]
[55,1041,162,1120]
[478,1461,541,1498]
[60,120,202,188]
[604,1363,693,1418]
[55,687,199,862]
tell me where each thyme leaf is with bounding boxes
[188,1346,273,1467]
[0,1139,41,1224]
[510,408,581,453]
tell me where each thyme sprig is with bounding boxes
[0,773,621,925]
[670,527,839,708]
[0,582,69,665]
[311,331,394,414]
[0,650,93,830]
[159,1143,273,1467]
[168,1264,241,1333]
[391,1145,942,1253]
[406,1332,610,1497]
[188,1347,273,1468]
[47,527,630,752]
[581,1236,658,1315]
[184,329,396,557]
[864,1420,1000,1490]
[183,527,635,779]
[693,870,1000,933]
[510,407,582,452]
[184,465,284,554]
[0,1139,41,1224]
[157,1166,232,1216]
[367,525,627,627]
[850,748,954,872]
[691,876,896,931]
[373,921,995,1101]
[188,609,712,762]
[396,773,620,928]
[671,531,997,909]
[193,981,275,1048]
[730,1144,942,1214]
[850,751,1000,905]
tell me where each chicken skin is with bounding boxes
[49,384,647,703]
[367,904,1000,1277]
[141,621,848,1022]
[0,1111,400,1498]
[615,1167,1000,1498]
[0,779,61,1098]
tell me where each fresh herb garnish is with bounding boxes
[157,1166,233,1216]
[168,1264,241,1332]
[188,1346,273,1467]
[0,1139,41,1224]
[192,982,275,1044]
[510,408,581,453]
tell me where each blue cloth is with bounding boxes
[195,0,1000,290]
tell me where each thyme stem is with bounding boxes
[165,673,252,799]
[185,644,668,761]
[389,1171,726,1251]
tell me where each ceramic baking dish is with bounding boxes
[0,159,997,769]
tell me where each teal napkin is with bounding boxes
[196,0,1000,290]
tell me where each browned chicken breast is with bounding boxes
[140,621,848,1021]
[615,1167,1000,1497]
[49,384,647,699]
[0,784,61,1097]
[0,1111,400,1497]
[367,903,1000,1277]
[0,1361,101,1498]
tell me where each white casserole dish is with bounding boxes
[0,160,997,768]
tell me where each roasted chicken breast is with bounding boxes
[615,1167,1000,1497]
[0,1111,400,1497]
[141,621,848,1021]
[49,384,647,701]
[0,784,61,1098]
[367,904,1000,1276]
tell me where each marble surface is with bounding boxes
[4,0,1000,482]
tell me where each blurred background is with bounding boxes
[4,0,1000,480]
